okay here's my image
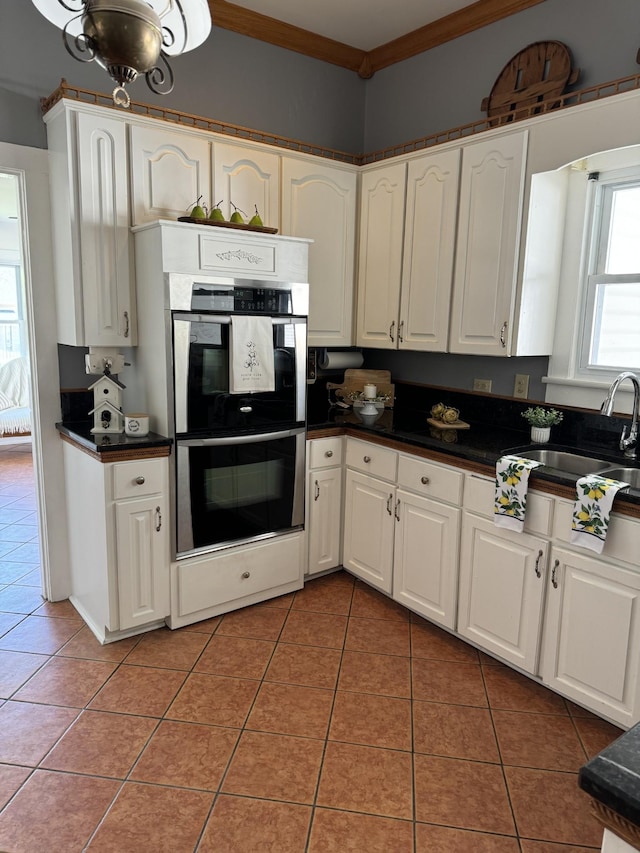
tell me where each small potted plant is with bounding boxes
[521,406,564,444]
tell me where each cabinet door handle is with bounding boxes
[386,494,393,515]
[551,559,560,589]
[314,479,320,501]
[325,450,333,458]
[500,321,507,348]
[135,476,145,485]
[363,455,371,463]
[124,311,130,338]
[394,498,401,521]
[398,320,404,343]
[242,571,251,579]
[389,320,395,342]
[155,506,162,532]
[421,476,430,485]
[534,549,544,578]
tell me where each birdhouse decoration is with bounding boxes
[88,374,126,434]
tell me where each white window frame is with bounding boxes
[575,165,640,382]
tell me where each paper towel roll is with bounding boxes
[318,350,364,370]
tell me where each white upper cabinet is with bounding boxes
[282,158,357,347]
[449,130,528,356]
[356,162,407,349]
[399,148,461,351]
[45,103,135,347]
[213,142,280,229]
[130,124,211,225]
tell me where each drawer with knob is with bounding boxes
[112,459,164,500]
[308,437,344,469]
[397,453,463,504]
[345,438,397,481]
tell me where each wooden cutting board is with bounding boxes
[326,369,395,407]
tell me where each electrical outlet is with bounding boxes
[473,379,492,393]
[513,373,530,399]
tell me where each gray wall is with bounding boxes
[363,0,640,151]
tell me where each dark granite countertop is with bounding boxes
[580,724,640,830]
[57,422,173,455]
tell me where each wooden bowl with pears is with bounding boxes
[178,198,278,233]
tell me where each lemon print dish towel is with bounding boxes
[494,455,542,531]
[571,474,630,553]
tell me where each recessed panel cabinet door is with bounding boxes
[399,148,460,352]
[356,163,406,349]
[540,547,640,728]
[343,469,394,593]
[130,125,211,225]
[213,142,280,229]
[449,131,527,355]
[457,512,547,672]
[307,466,343,575]
[115,497,170,630]
[282,158,357,347]
[393,489,460,629]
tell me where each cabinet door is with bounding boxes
[457,512,547,672]
[540,547,640,728]
[393,489,460,629]
[76,111,134,346]
[449,131,527,355]
[399,148,460,352]
[343,469,394,593]
[282,158,357,347]
[356,163,406,349]
[130,124,211,225]
[115,496,170,630]
[307,467,343,575]
[213,142,279,227]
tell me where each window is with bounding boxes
[578,169,640,377]
[0,263,26,366]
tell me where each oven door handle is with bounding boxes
[178,427,306,447]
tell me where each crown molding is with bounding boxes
[209,0,546,79]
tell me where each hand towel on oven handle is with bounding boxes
[229,315,275,394]
[494,455,542,532]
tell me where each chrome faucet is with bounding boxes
[600,371,640,458]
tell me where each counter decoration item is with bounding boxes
[427,402,469,430]
[363,383,377,399]
[521,406,563,444]
[178,197,278,233]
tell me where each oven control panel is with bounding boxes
[191,284,292,315]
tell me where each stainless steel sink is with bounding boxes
[599,467,640,489]
[519,449,613,477]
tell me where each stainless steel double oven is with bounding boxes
[170,276,308,558]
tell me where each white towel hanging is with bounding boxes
[229,315,275,394]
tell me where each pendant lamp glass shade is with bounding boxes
[31,0,212,107]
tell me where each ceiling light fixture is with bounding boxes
[31,0,212,108]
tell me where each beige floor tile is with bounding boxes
[194,634,275,679]
[0,769,119,853]
[308,808,414,852]
[0,764,31,809]
[413,701,499,762]
[14,656,117,707]
[265,642,342,688]
[0,614,82,654]
[85,782,212,852]
[89,664,186,717]
[414,754,515,835]
[0,648,47,697]
[199,795,312,852]
[40,710,157,778]
[167,672,259,727]
[317,740,413,819]
[130,719,239,790]
[0,700,78,765]
[221,730,324,803]
[329,691,412,751]
[57,626,141,662]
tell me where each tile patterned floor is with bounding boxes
[0,440,624,851]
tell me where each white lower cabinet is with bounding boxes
[457,513,547,672]
[343,468,396,593]
[306,437,344,576]
[63,444,170,642]
[540,546,640,728]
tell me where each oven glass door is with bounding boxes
[176,427,305,556]
[173,314,306,435]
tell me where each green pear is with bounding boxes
[248,205,264,227]
[189,196,206,219]
[209,200,225,221]
[229,202,245,224]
